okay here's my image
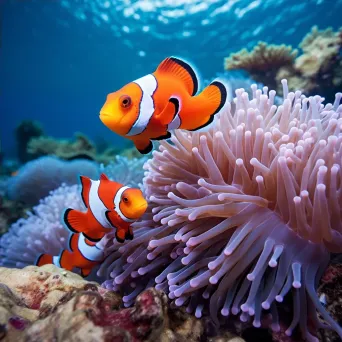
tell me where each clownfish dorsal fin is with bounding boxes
[100,173,109,181]
[79,176,91,208]
[155,57,199,96]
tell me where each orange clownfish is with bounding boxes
[99,56,228,154]
[35,173,147,277]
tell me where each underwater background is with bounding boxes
[1,0,342,157]
[1,1,342,342]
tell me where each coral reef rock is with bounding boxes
[0,265,243,342]
[317,263,342,342]
[225,26,342,102]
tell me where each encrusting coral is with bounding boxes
[97,80,342,341]
[225,26,342,102]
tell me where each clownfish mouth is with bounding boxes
[99,111,112,117]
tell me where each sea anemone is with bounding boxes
[0,184,84,268]
[98,80,342,341]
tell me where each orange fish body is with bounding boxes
[100,57,227,154]
[36,173,148,277]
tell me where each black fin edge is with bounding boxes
[35,254,44,266]
[211,81,227,115]
[151,132,172,141]
[64,208,79,233]
[187,80,227,132]
[115,231,125,243]
[137,140,153,154]
[170,57,198,96]
[79,176,88,208]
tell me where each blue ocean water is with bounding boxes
[1,0,342,158]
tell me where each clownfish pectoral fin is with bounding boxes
[133,139,153,155]
[186,80,227,132]
[155,57,199,96]
[64,208,89,234]
[79,176,91,208]
[125,227,134,240]
[80,268,92,278]
[155,98,179,127]
[115,228,126,243]
[100,173,109,181]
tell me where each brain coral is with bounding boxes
[98,81,342,341]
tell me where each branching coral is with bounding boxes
[98,81,342,341]
[6,156,99,206]
[225,42,297,90]
[225,26,342,103]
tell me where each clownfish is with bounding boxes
[100,56,228,154]
[35,173,147,277]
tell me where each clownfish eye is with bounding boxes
[120,95,132,108]
[123,197,129,203]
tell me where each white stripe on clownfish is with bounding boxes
[78,233,105,262]
[127,74,158,137]
[167,96,182,130]
[53,255,61,268]
[113,186,135,223]
[89,180,113,229]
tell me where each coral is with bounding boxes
[0,184,84,268]
[225,42,297,90]
[0,265,242,342]
[316,263,342,342]
[225,26,342,102]
[99,155,148,189]
[27,132,97,161]
[15,120,44,163]
[27,132,135,165]
[98,80,342,341]
[6,156,99,206]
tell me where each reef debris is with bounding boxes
[225,26,342,102]
[0,265,243,342]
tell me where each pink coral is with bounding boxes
[98,81,342,341]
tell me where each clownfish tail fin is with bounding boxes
[187,80,228,132]
[80,268,92,278]
[155,56,199,96]
[64,209,88,234]
[35,254,53,267]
